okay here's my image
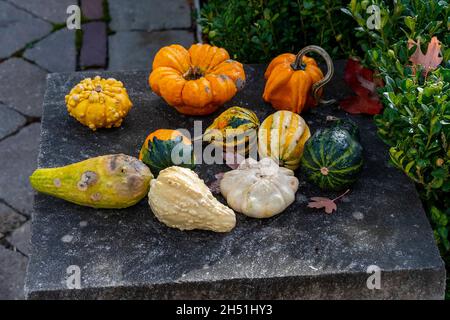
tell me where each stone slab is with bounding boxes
[0,123,41,217]
[0,0,52,59]
[81,0,104,20]
[7,221,31,256]
[25,63,446,299]
[0,58,47,117]
[0,104,26,140]
[24,28,76,73]
[0,246,27,300]
[9,0,74,23]
[108,30,194,71]
[109,0,192,31]
[0,203,27,237]
[80,22,107,69]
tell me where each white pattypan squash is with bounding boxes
[220,158,299,218]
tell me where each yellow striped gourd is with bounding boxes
[258,110,311,170]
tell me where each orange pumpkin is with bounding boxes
[149,44,246,116]
[263,45,334,114]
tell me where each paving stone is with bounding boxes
[81,0,103,20]
[109,0,191,31]
[0,246,27,300]
[80,22,107,69]
[0,203,27,237]
[7,221,31,256]
[0,123,40,217]
[0,58,47,117]
[0,104,26,140]
[24,28,76,73]
[9,0,75,23]
[108,30,194,71]
[0,1,52,59]
[26,64,446,299]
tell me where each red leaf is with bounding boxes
[340,58,383,115]
[408,36,443,74]
[307,197,337,214]
[340,95,383,115]
[307,189,350,214]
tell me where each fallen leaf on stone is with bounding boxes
[308,197,337,214]
[408,36,443,74]
[307,189,350,214]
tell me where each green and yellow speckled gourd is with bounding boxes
[29,154,153,209]
[65,76,133,131]
[203,106,260,154]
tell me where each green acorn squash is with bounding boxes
[139,129,195,175]
[300,126,363,191]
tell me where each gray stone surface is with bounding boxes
[7,221,31,256]
[26,63,446,299]
[109,0,192,31]
[0,58,47,117]
[0,0,52,59]
[0,203,27,237]
[24,28,76,72]
[80,22,107,69]
[0,104,26,140]
[0,246,27,300]
[81,0,104,20]
[108,30,194,71]
[8,0,74,23]
[0,123,40,216]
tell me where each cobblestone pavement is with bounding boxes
[0,0,195,299]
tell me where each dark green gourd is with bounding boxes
[301,121,363,191]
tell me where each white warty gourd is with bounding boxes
[148,166,236,232]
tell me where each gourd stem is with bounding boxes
[183,66,204,80]
[291,45,334,104]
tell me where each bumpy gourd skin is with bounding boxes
[30,154,153,209]
[263,54,324,114]
[149,44,246,116]
[148,166,236,232]
[258,110,311,170]
[65,76,133,130]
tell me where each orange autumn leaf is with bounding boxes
[408,36,443,73]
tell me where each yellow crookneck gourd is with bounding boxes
[65,76,133,131]
[30,154,153,209]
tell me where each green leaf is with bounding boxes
[405,161,415,173]
[404,16,416,32]
[341,8,352,17]
[431,178,444,189]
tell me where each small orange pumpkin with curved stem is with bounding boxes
[149,44,246,116]
[263,45,334,114]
